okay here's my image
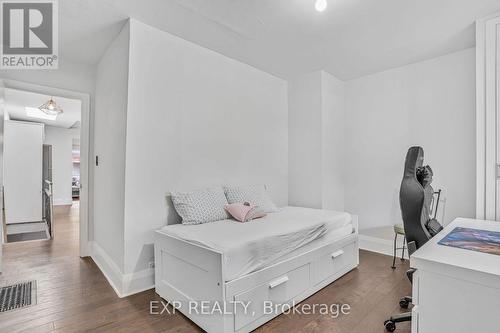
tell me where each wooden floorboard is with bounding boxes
[0,204,412,332]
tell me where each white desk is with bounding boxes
[410,218,500,333]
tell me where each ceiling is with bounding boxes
[5,88,82,129]
[60,0,500,80]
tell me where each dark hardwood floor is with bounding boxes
[0,205,411,332]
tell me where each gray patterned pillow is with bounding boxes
[171,187,230,225]
[224,184,278,213]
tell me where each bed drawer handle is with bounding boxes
[331,250,345,259]
[269,275,289,289]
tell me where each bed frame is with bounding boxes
[154,215,359,333]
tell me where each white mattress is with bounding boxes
[158,206,353,281]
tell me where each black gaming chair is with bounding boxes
[384,147,443,332]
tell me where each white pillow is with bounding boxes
[171,187,229,225]
[224,184,278,213]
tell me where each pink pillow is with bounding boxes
[224,202,267,222]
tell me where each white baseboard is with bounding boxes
[90,241,155,298]
[358,234,409,259]
[122,268,155,297]
[90,241,124,297]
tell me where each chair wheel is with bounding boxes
[399,299,410,309]
[384,320,396,332]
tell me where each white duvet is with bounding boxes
[158,206,353,281]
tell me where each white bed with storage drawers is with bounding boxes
[154,205,359,333]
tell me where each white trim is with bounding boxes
[485,17,500,220]
[358,234,409,259]
[0,79,92,257]
[90,241,124,297]
[477,18,487,220]
[90,241,155,298]
[122,268,155,298]
[476,12,500,221]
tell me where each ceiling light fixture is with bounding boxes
[315,0,327,12]
[39,97,63,116]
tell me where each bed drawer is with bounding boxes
[233,263,310,331]
[312,241,357,285]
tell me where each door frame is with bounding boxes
[0,79,92,256]
[476,12,500,221]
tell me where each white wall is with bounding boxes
[44,126,80,205]
[344,48,476,230]
[288,71,322,208]
[93,22,129,272]
[321,72,345,211]
[288,71,345,211]
[122,19,288,274]
[90,20,476,296]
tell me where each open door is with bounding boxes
[42,144,53,238]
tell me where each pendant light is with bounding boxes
[39,97,63,116]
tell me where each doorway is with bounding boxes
[0,79,91,258]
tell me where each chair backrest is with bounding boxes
[400,147,433,254]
